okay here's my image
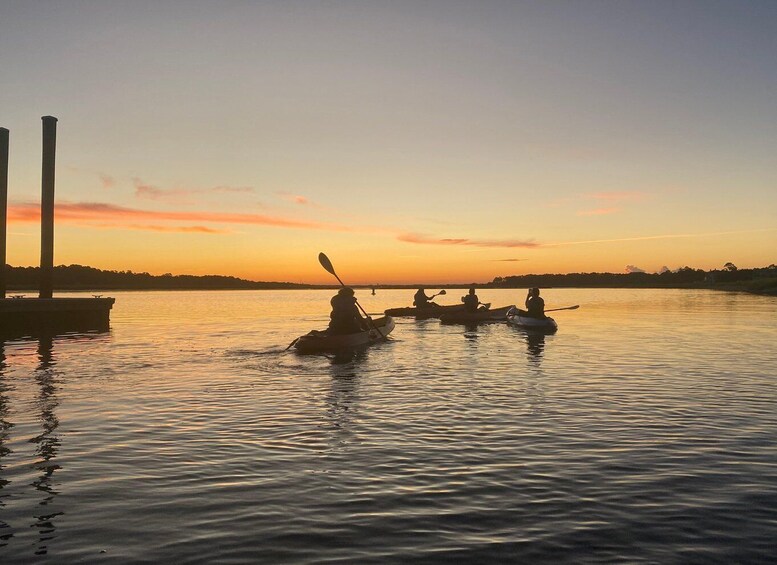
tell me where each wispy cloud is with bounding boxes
[584,191,646,202]
[133,180,172,201]
[277,192,309,205]
[398,233,539,248]
[577,207,619,216]
[545,227,777,247]
[397,226,777,252]
[492,258,528,262]
[133,178,255,204]
[545,190,648,216]
[99,173,116,189]
[7,201,365,234]
[11,196,768,254]
[92,223,229,234]
[411,216,459,227]
[276,192,332,210]
[65,166,116,189]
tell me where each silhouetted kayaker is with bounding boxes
[413,287,434,309]
[329,287,366,335]
[461,287,480,313]
[521,287,545,319]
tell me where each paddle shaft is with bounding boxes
[544,305,579,313]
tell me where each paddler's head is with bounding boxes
[338,287,354,296]
[468,287,476,295]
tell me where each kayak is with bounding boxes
[294,315,395,353]
[384,304,465,319]
[506,309,558,333]
[439,305,514,324]
[385,302,493,319]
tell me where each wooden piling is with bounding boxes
[40,116,57,299]
[0,127,8,299]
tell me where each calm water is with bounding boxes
[0,288,776,563]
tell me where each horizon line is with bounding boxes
[4,262,774,288]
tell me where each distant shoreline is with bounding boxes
[5,264,775,296]
[6,282,775,296]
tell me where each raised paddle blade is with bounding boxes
[316,252,380,337]
[318,252,336,276]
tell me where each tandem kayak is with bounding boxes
[293,315,395,353]
[439,305,514,324]
[506,308,558,333]
[384,304,466,319]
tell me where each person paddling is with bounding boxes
[413,287,435,309]
[519,287,546,319]
[328,287,367,335]
[461,287,480,313]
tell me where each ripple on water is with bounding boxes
[0,289,775,562]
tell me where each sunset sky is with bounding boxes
[1,1,775,284]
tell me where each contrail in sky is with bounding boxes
[544,227,777,247]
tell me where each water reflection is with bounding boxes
[325,374,360,444]
[30,336,63,555]
[328,347,367,366]
[525,332,546,362]
[0,343,13,547]
[508,328,548,413]
[507,325,548,364]
[325,349,367,451]
[463,323,480,338]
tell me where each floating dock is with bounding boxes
[0,297,115,338]
[0,117,115,337]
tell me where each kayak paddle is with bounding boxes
[318,252,384,338]
[318,252,346,287]
[544,305,580,313]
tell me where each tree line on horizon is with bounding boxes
[2,262,776,292]
[488,263,777,289]
[4,264,310,290]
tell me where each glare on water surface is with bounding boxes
[0,289,775,563]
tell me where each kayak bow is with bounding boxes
[506,308,558,333]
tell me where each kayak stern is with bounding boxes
[294,315,395,353]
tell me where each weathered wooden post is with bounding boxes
[0,127,8,298]
[0,128,8,298]
[40,116,57,299]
